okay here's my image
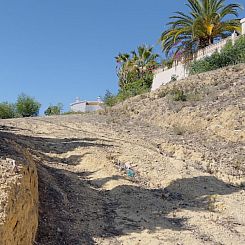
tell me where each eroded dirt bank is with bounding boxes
[0,133,38,245]
[0,64,245,244]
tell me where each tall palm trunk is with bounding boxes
[199,36,214,49]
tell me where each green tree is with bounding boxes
[160,0,242,59]
[113,45,159,104]
[103,90,117,107]
[115,45,159,90]
[115,52,133,89]
[131,45,159,75]
[44,103,63,116]
[16,93,41,117]
[0,102,17,119]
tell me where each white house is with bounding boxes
[151,18,245,91]
[70,97,103,112]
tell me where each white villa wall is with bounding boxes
[86,104,103,112]
[151,18,245,91]
[70,100,103,112]
[195,36,233,61]
[70,101,87,112]
[241,18,245,35]
[151,64,187,91]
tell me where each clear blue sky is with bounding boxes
[0,0,244,113]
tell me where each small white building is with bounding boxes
[70,97,103,112]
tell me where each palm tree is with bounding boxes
[133,45,159,73]
[160,0,243,59]
[115,53,130,64]
[115,53,131,88]
[115,45,159,88]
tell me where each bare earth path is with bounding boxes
[0,113,245,245]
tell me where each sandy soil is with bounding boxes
[0,113,244,245]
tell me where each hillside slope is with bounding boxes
[105,64,244,180]
[0,64,244,245]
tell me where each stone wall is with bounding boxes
[0,141,38,245]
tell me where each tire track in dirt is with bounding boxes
[1,116,245,245]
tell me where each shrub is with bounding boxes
[0,102,17,119]
[16,93,41,117]
[44,103,63,116]
[103,90,117,107]
[104,72,152,106]
[171,89,187,101]
[117,72,153,102]
[186,91,202,101]
[190,36,245,75]
[117,81,149,102]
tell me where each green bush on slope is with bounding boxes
[44,103,63,116]
[16,93,41,117]
[0,102,17,119]
[190,36,245,75]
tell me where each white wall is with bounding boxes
[196,36,231,61]
[70,101,86,112]
[241,18,245,35]
[151,17,245,92]
[151,64,187,91]
[85,104,103,112]
[70,101,103,112]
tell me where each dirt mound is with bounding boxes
[103,64,245,180]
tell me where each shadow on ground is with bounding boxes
[0,126,243,245]
[0,127,112,161]
[36,165,243,244]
